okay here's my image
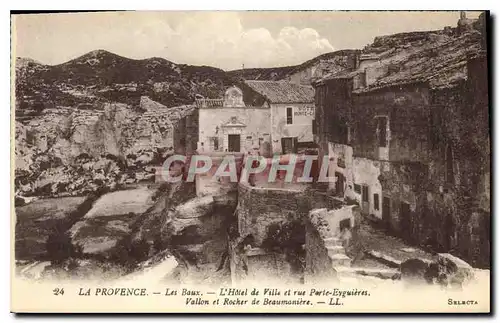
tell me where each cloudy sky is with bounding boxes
[13,11,482,70]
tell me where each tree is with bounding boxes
[261,219,306,273]
[46,230,79,265]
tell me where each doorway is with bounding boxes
[335,172,345,197]
[400,202,411,240]
[281,137,297,154]
[382,197,391,230]
[228,134,241,152]
[361,185,369,215]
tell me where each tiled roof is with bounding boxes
[314,30,483,93]
[356,31,483,92]
[244,80,314,104]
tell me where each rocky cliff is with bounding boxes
[14,96,195,200]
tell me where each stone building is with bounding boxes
[312,19,489,267]
[196,81,315,156]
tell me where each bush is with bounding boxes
[111,236,151,268]
[262,219,305,252]
[261,219,306,273]
[46,230,80,265]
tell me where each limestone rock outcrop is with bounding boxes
[400,253,474,288]
[69,186,159,257]
[14,98,196,200]
[164,193,238,268]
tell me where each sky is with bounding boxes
[13,11,483,71]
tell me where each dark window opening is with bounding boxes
[331,117,349,145]
[354,184,361,194]
[377,117,388,147]
[312,119,317,135]
[281,137,297,154]
[213,137,219,151]
[335,172,345,197]
[362,185,369,202]
[400,202,412,239]
[339,218,351,232]
[374,193,380,211]
[228,134,241,152]
[382,197,391,229]
[286,107,293,124]
[337,156,346,168]
[339,124,349,144]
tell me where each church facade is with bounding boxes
[196,81,315,156]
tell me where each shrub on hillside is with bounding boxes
[46,230,82,265]
[262,219,306,273]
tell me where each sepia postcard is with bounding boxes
[10,10,491,313]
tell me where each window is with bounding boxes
[286,107,293,124]
[354,184,361,194]
[376,116,388,147]
[335,172,345,197]
[213,137,219,151]
[339,218,351,232]
[362,185,369,202]
[374,193,380,211]
[339,123,349,144]
[312,119,317,135]
[337,153,346,168]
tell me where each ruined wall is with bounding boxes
[287,52,359,86]
[314,78,353,146]
[304,206,361,284]
[352,84,431,163]
[236,182,310,245]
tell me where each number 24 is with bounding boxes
[53,288,64,296]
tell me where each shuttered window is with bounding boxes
[286,107,293,124]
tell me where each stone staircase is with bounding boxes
[324,237,351,267]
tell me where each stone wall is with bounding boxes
[313,56,490,268]
[352,84,431,163]
[236,182,310,246]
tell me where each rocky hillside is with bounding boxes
[15,50,235,121]
[15,49,364,121]
[228,50,360,81]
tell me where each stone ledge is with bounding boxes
[336,266,400,280]
[244,247,269,257]
[365,250,403,268]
